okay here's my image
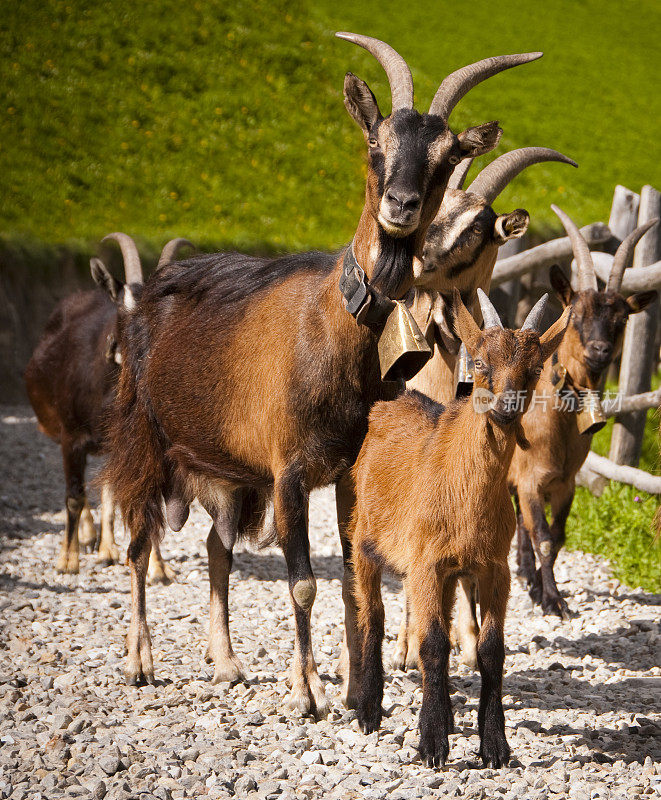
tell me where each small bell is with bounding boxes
[377,300,432,382]
[576,389,607,435]
[453,342,475,398]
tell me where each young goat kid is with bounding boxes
[348,289,571,768]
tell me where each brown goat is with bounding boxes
[348,289,570,767]
[508,206,658,616]
[24,234,191,579]
[100,33,543,714]
[390,147,576,670]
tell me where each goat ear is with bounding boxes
[343,72,382,136]
[626,290,658,314]
[456,121,502,159]
[451,288,481,351]
[549,264,573,307]
[539,305,572,362]
[494,209,529,245]
[90,257,122,302]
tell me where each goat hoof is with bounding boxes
[147,561,176,585]
[56,557,79,575]
[391,646,407,671]
[418,726,449,768]
[341,687,359,710]
[96,548,119,566]
[542,594,569,618]
[125,668,154,686]
[405,650,420,671]
[210,655,246,684]
[479,731,511,768]
[286,687,313,716]
[357,697,382,734]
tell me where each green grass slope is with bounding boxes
[1,0,660,251]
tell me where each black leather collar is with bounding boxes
[338,242,394,331]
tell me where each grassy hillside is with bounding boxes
[1,0,660,252]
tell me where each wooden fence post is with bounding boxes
[609,185,661,467]
[606,186,640,381]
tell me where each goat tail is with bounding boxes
[102,364,166,554]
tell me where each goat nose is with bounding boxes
[386,189,421,214]
[590,341,612,359]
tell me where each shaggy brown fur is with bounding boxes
[101,65,503,714]
[347,291,570,767]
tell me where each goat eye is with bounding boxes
[473,359,487,372]
[368,137,379,148]
[449,155,461,165]
[473,224,482,234]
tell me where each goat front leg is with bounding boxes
[352,530,384,733]
[275,467,328,718]
[335,471,362,708]
[125,533,154,685]
[476,564,510,768]
[519,492,568,618]
[56,441,86,574]
[415,568,454,768]
[97,481,119,565]
[204,493,246,683]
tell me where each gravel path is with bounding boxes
[1,405,660,800]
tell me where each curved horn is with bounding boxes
[467,147,577,204]
[102,232,143,285]
[158,238,194,268]
[551,204,597,291]
[521,293,549,332]
[607,218,659,293]
[447,158,473,190]
[477,288,503,329]
[335,32,413,111]
[429,52,542,120]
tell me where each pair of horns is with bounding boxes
[453,147,577,203]
[477,287,549,333]
[551,205,659,294]
[102,233,194,284]
[336,32,542,118]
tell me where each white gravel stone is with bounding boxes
[0,404,659,799]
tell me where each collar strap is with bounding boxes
[339,242,395,330]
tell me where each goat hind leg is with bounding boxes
[205,504,245,683]
[453,575,479,669]
[125,533,154,685]
[78,500,97,553]
[147,539,176,584]
[56,442,86,574]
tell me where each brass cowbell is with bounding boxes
[377,300,432,382]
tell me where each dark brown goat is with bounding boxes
[24,235,191,578]
[508,206,658,616]
[348,289,570,767]
[100,33,543,714]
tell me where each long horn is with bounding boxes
[521,293,549,332]
[335,32,413,111]
[102,232,143,285]
[477,288,503,329]
[467,147,577,204]
[550,204,597,291]
[158,238,194,268]
[607,219,659,293]
[429,52,542,120]
[447,158,473,190]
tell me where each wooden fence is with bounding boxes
[490,184,661,494]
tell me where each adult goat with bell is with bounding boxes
[24,234,191,580]
[509,205,658,617]
[101,31,544,714]
[349,289,571,767]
